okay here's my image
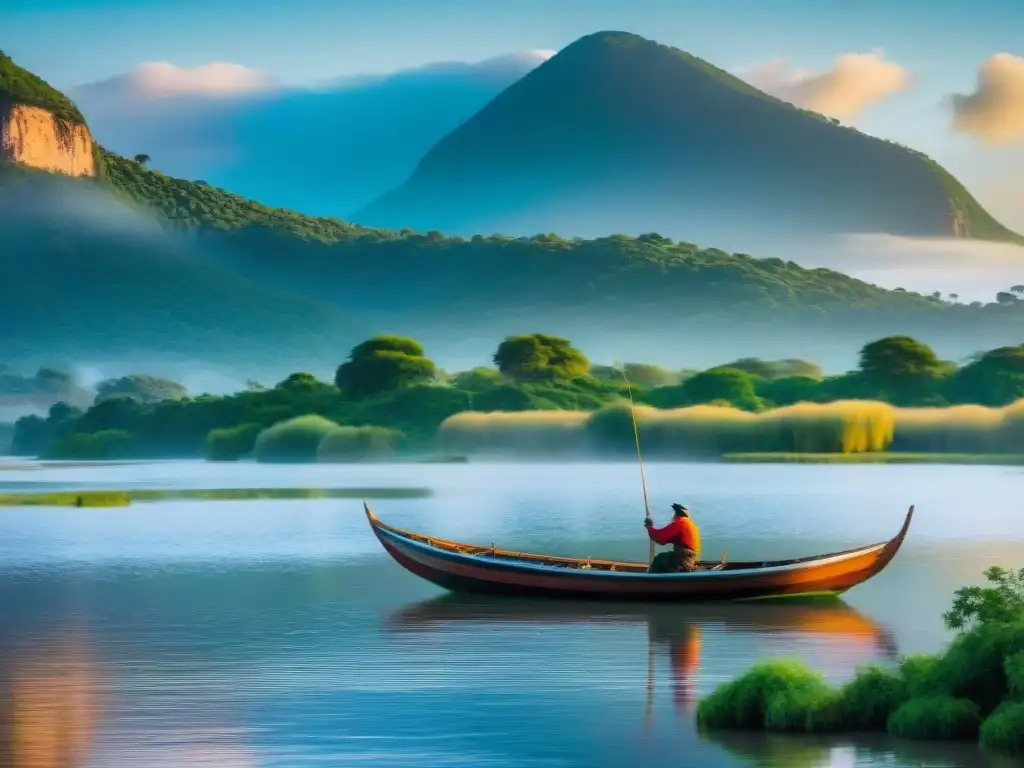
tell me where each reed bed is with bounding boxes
[891,405,1005,454]
[435,399,1024,458]
[437,411,590,456]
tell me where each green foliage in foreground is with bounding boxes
[696,567,1024,757]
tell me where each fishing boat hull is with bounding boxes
[365,503,913,602]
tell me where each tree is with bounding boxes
[591,362,676,388]
[95,375,187,405]
[948,346,1024,406]
[996,292,1019,305]
[857,336,946,402]
[451,367,502,392]
[493,334,590,383]
[335,335,436,398]
[943,566,1024,632]
[716,357,822,381]
[1011,285,1024,295]
[133,153,151,166]
[949,293,959,302]
[683,368,762,411]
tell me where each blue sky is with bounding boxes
[5,0,1023,228]
[6,0,1021,89]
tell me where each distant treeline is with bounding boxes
[7,332,1024,461]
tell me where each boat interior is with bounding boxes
[374,516,889,574]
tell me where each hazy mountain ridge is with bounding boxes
[2,49,1024,376]
[354,32,1022,252]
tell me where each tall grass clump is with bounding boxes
[891,404,1004,454]
[696,659,840,733]
[586,402,759,457]
[642,404,759,456]
[1000,399,1024,453]
[436,410,588,456]
[758,400,894,454]
[204,422,262,461]
[253,415,339,463]
[317,426,405,462]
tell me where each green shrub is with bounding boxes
[1006,651,1024,699]
[253,415,339,463]
[934,620,1024,713]
[838,664,908,730]
[43,429,135,459]
[979,701,1024,757]
[317,426,405,461]
[898,653,944,698]
[887,695,981,740]
[696,659,832,731]
[204,422,262,461]
[764,682,842,733]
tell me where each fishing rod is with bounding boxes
[614,363,654,566]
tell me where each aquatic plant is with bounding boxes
[837,665,907,730]
[253,415,339,463]
[886,695,981,740]
[757,400,894,454]
[697,566,1024,756]
[696,659,840,733]
[891,404,1005,454]
[437,410,589,456]
[979,702,1024,756]
[317,426,406,461]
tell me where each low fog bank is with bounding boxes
[785,234,1024,304]
[0,175,358,373]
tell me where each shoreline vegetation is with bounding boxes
[7,333,1024,465]
[0,486,434,507]
[695,566,1024,758]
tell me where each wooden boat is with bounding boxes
[364,503,914,602]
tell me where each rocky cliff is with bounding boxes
[0,104,95,177]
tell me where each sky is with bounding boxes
[4,0,1023,229]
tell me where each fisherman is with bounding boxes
[645,503,701,573]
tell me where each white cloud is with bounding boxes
[951,53,1024,146]
[738,51,911,122]
[786,233,1024,303]
[81,61,278,100]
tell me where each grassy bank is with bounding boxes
[721,453,1024,465]
[696,566,1024,758]
[0,486,433,507]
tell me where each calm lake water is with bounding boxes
[1,460,1023,768]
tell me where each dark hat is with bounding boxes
[671,503,690,517]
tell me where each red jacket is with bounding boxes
[647,516,700,554]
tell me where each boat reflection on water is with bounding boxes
[387,595,899,717]
[0,630,103,768]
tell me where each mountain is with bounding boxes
[1,52,363,375]
[94,152,1024,371]
[0,168,364,374]
[70,52,552,217]
[3,51,1024,376]
[353,32,1023,253]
